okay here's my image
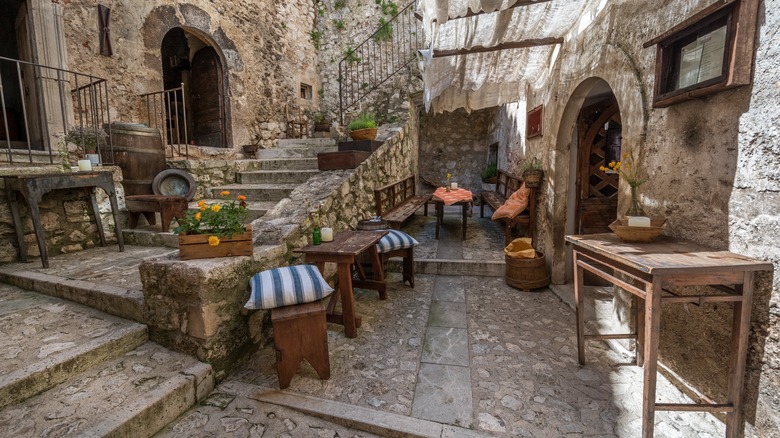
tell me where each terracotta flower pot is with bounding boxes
[349,128,377,141]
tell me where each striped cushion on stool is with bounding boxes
[244,265,334,310]
[375,230,419,254]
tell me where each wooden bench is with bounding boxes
[125,195,188,233]
[271,299,330,389]
[374,176,430,229]
[480,170,537,246]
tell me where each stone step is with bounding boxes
[0,285,148,410]
[123,228,180,248]
[277,138,336,148]
[206,184,297,202]
[246,157,320,171]
[237,169,320,184]
[256,145,336,159]
[0,339,213,437]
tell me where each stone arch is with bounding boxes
[545,43,647,285]
[142,5,235,148]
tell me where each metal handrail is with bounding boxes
[140,83,189,159]
[0,55,113,165]
[338,1,423,124]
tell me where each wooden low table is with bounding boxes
[294,230,387,338]
[566,233,773,438]
[432,187,473,240]
[125,194,188,232]
[3,172,124,268]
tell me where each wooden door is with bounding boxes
[190,47,225,148]
[576,98,621,234]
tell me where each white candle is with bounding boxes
[450,182,458,189]
[78,159,92,172]
[321,227,333,242]
[628,216,651,227]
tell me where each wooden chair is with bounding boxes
[286,105,308,139]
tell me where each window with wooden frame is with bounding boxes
[644,0,759,108]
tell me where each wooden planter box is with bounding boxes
[317,151,370,170]
[337,140,384,152]
[178,225,253,260]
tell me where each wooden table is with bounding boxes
[294,230,387,338]
[432,187,473,240]
[4,172,125,268]
[566,233,772,438]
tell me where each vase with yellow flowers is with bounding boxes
[174,191,252,260]
[600,147,649,217]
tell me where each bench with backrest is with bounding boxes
[374,175,430,229]
[480,169,538,245]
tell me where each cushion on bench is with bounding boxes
[245,265,334,310]
[492,184,530,220]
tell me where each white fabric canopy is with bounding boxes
[418,0,603,113]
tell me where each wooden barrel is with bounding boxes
[357,218,388,231]
[104,123,165,196]
[505,251,550,291]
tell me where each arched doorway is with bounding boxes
[160,28,227,148]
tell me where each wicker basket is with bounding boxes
[609,218,667,243]
[522,169,544,188]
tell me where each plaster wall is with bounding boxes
[490,0,780,435]
[60,0,321,149]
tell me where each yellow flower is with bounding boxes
[211,204,221,213]
[446,173,452,179]
[194,212,201,221]
[197,200,206,207]
[208,235,220,246]
[237,195,246,201]
[221,190,230,196]
[200,205,207,211]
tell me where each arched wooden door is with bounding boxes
[576,98,621,234]
[190,46,225,148]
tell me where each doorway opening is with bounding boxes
[160,28,227,148]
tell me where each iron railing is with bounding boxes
[140,83,189,159]
[0,55,113,165]
[338,1,423,124]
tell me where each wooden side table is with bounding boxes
[294,230,387,338]
[566,233,772,438]
[3,172,125,268]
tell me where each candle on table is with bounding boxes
[321,227,334,242]
[450,182,458,189]
[627,216,651,227]
[77,159,92,172]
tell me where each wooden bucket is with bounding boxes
[505,251,550,291]
[105,123,165,196]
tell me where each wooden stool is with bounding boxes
[125,195,188,232]
[382,247,415,288]
[271,299,330,389]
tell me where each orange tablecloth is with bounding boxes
[433,187,473,206]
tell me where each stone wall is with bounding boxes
[138,107,419,377]
[418,107,496,192]
[314,0,422,125]
[61,0,321,149]
[0,166,124,264]
[488,1,780,434]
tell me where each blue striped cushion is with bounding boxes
[376,230,418,253]
[244,265,334,310]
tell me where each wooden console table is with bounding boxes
[3,172,125,268]
[566,233,772,438]
[295,230,387,338]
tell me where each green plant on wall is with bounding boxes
[372,0,398,42]
[343,47,360,64]
[373,17,393,42]
[333,19,346,31]
[334,0,345,9]
[309,29,322,50]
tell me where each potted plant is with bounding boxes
[66,126,107,166]
[173,191,252,260]
[348,112,377,141]
[481,163,498,184]
[520,156,544,188]
[312,112,331,132]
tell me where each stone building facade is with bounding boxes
[480,1,779,435]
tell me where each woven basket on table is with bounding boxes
[522,169,544,188]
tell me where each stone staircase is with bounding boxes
[0,282,213,437]
[123,138,336,247]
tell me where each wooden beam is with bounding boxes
[415,0,553,22]
[432,37,563,58]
